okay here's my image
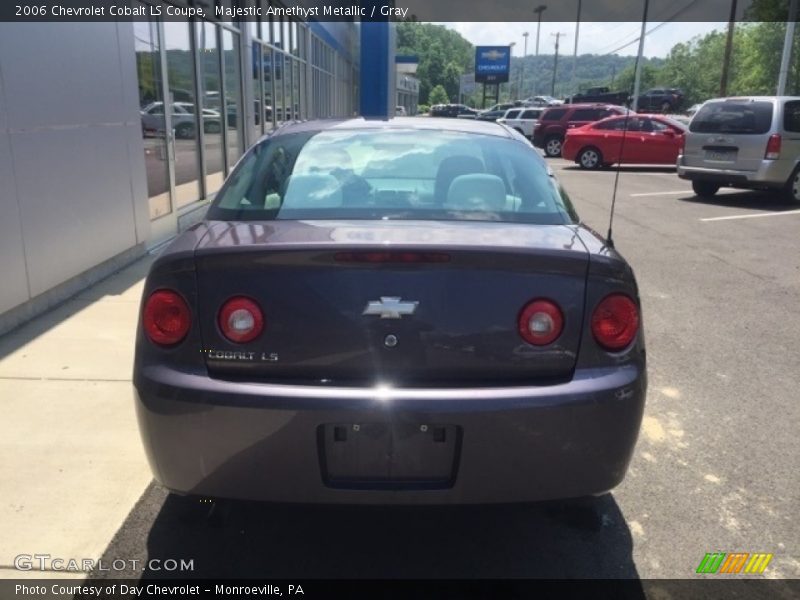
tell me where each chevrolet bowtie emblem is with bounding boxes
[362,297,419,319]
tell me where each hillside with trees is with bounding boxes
[400,21,800,108]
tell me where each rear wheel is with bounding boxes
[544,136,563,157]
[692,181,720,198]
[577,147,603,170]
[784,167,800,204]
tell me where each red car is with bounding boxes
[562,114,687,169]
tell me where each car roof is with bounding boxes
[263,117,518,140]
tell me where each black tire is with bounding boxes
[544,135,563,158]
[175,123,195,139]
[783,166,800,204]
[692,181,720,198]
[514,127,524,135]
[577,146,603,170]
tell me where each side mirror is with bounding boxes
[662,129,675,138]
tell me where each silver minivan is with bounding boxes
[677,96,800,203]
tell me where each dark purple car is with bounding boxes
[134,117,646,504]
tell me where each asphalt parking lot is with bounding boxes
[80,159,800,585]
[1,157,797,587]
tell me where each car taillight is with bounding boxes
[143,289,191,346]
[518,299,564,346]
[591,294,639,351]
[765,134,781,160]
[218,297,264,343]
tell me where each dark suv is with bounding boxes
[533,104,628,157]
[634,88,685,112]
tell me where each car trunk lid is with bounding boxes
[194,220,589,386]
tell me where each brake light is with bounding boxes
[143,290,191,346]
[218,297,264,343]
[518,299,564,346]
[765,134,781,160]
[335,251,450,263]
[591,294,639,351]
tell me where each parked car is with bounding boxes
[134,117,646,504]
[140,102,222,139]
[431,104,478,118]
[524,95,563,107]
[633,88,685,112]
[475,108,509,122]
[677,96,800,202]
[533,103,630,157]
[566,87,629,106]
[562,114,687,169]
[497,106,544,138]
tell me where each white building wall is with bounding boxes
[0,23,149,321]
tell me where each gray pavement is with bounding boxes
[1,159,798,585]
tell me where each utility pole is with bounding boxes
[551,32,566,97]
[631,0,649,112]
[571,0,582,95]
[778,0,798,95]
[720,0,738,96]
[520,32,529,100]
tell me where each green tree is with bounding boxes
[428,84,450,105]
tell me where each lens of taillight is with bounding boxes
[218,297,264,343]
[765,134,781,160]
[143,290,191,346]
[518,299,564,346]
[591,294,639,351]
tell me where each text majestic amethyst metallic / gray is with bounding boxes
[133,118,646,504]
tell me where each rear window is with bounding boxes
[690,101,774,134]
[570,108,604,121]
[783,100,800,132]
[541,108,567,121]
[207,129,577,225]
[521,109,542,119]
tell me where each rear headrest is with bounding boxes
[445,174,507,212]
[434,155,485,203]
[281,174,342,208]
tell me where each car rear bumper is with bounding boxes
[677,157,794,187]
[134,364,646,504]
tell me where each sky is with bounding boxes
[443,22,727,58]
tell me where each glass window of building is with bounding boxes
[196,22,225,196]
[222,29,243,169]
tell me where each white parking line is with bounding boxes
[630,190,691,197]
[700,209,800,222]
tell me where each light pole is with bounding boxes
[571,0,582,95]
[508,42,516,100]
[534,5,547,56]
[551,32,566,97]
[534,4,547,95]
[520,32,529,101]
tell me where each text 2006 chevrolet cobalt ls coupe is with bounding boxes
[134,118,646,504]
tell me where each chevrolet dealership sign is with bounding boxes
[475,46,511,84]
